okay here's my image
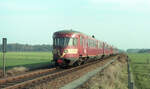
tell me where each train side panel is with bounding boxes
[52,30,118,67]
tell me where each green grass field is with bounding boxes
[128,53,150,89]
[0,52,53,70]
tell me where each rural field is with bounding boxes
[0,52,53,70]
[128,53,150,89]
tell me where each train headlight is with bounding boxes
[64,49,68,53]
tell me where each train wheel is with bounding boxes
[81,61,85,65]
[54,62,59,66]
[73,60,82,66]
[101,55,105,59]
[73,62,78,67]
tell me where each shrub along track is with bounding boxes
[0,54,121,89]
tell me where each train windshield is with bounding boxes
[53,37,77,47]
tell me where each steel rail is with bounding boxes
[0,68,56,88]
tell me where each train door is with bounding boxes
[79,36,83,56]
[102,42,105,55]
[83,37,87,57]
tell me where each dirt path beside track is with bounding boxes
[78,54,128,89]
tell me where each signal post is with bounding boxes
[2,38,7,77]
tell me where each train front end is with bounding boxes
[52,30,79,67]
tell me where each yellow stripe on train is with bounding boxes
[67,49,78,54]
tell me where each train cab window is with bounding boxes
[68,38,73,46]
[54,38,59,46]
[53,38,55,45]
[53,37,78,47]
[65,38,78,46]
[73,38,77,46]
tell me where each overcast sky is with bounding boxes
[0,0,150,50]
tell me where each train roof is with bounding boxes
[53,30,117,49]
[54,30,103,42]
[54,30,83,34]
[55,30,99,39]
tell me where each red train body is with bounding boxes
[52,30,117,67]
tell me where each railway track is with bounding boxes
[0,68,57,89]
[0,55,119,89]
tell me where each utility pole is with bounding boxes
[2,38,7,77]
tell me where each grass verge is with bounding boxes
[0,52,53,70]
[128,53,150,89]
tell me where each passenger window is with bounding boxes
[90,40,92,47]
[88,39,90,47]
[80,36,83,45]
[100,42,102,48]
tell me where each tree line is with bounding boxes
[127,49,150,53]
[0,43,53,52]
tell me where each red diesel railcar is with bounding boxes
[52,30,117,67]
